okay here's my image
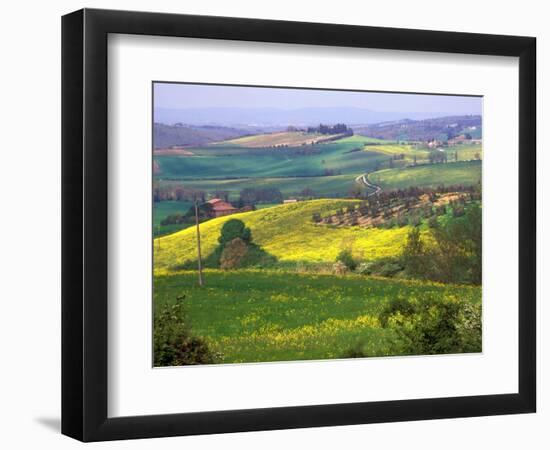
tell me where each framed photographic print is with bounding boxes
[62,8,536,442]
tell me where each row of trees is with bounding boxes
[306,123,352,135]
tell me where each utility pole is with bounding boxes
[195,200,204,287]
[157,225,161,251]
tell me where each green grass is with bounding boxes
[444,143,483,161]
[154,199,413,271]
[154,269,481,363]
[153,201,193,236]
[365,144,429,159]
[369,161,481,191]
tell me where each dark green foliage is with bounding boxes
[154,302,218,366]
[218,219,252,245]
[401,203,482,285]
[356,258,403,278]
[336,249,357,271]
[379,297,481,355]
[341,343,369,358]
[306,123,352,135]
[379,297,417,327]
[377,262,404,277]
[311,212,322,223]
[402,228,426,278]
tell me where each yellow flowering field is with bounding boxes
[154,199,413,272]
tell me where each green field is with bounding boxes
[444,142,483,161]
[154,270,481,363]
[153,201,193,236]
[369,160,481,191]
[154,135,390,180]
[154,199,413,271]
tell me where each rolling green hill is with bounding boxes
[154,135,389,180]
[369,160,481,191]
[154,199,412,272]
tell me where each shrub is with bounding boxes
[377,262,403,277]
[336,249,357,271]
[311,213,322,223]
[154,302,219,366]
[379,297,481,355]
[356,262,375,275]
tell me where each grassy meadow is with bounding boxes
[369,160,481,191]
[155,270,481,363]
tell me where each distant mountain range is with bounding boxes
[154,107,455,127]
[154,123,250,149]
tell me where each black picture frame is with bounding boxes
[62,8,536,442]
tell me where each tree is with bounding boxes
[311,213,322,223]
[218,219,251,245]
[336,249,357,271]
[402,228,426,277]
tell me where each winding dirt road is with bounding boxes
[355,173,382,197]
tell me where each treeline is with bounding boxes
[153,183,206,203]
[306,123,353,135]
[237,187,283,205]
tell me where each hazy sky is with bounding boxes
[154,82,482,114]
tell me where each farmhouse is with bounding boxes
[207,198,238,218]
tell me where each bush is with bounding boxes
[377,262,403,277]
[154,302,219,366]
[311,213,322,223]
[355,258,402,277]
[356,262,374,275]
[379,297,481,355]
[336,249,357,271]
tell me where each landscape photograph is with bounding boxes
[152,82,483,367]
